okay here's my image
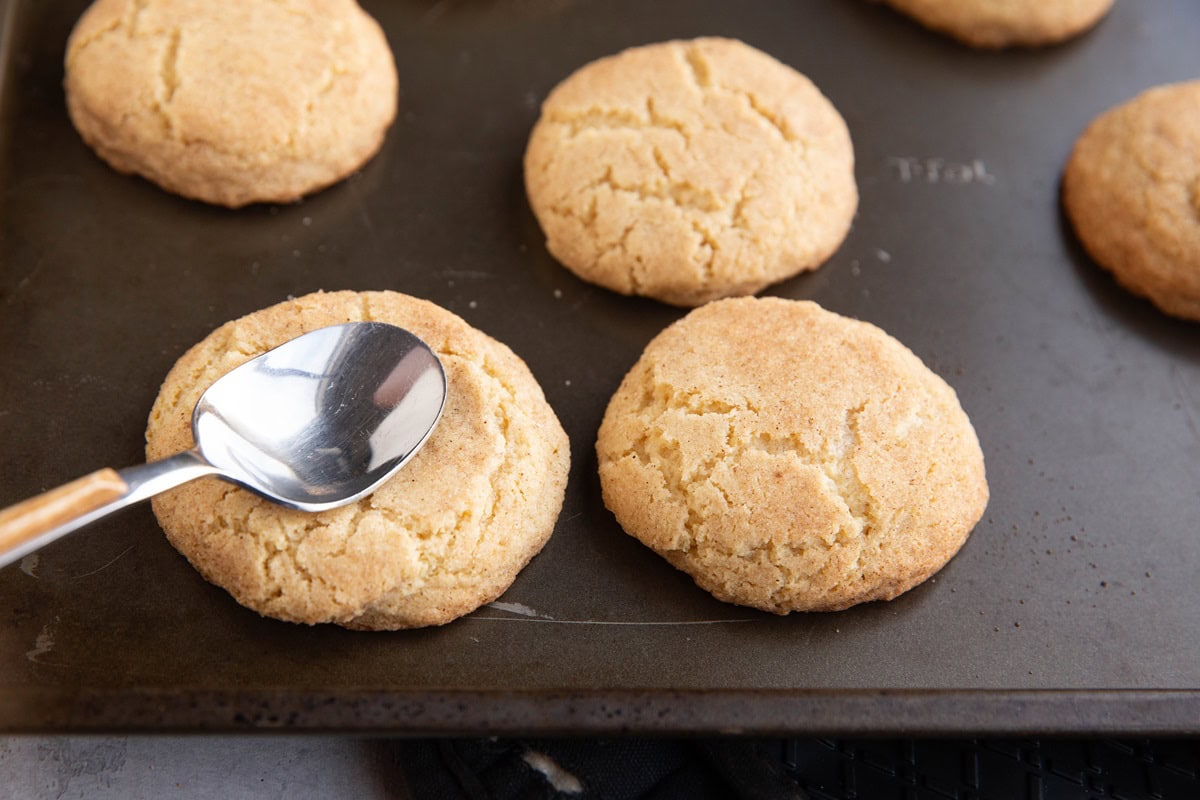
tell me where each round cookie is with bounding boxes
[524,37,857,307]
[65,0,398,208]
[146,291,570,629]
[1063,81,1200,321]
[878,0,1113,48]
[596,297,987,613]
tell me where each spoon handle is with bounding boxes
[0,469,129,559]
[0,450,217,570]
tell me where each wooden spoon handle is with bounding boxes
[0,469,130,561]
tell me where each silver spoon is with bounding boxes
[0,322,447,570]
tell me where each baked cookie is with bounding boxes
[596,297,987,613]
[1063,81,1200,321]
[878,0,1113,49]
[146,291,570,629]
[65,0,398,208]
[524,38,857,307]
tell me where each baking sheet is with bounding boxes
[2,0,1200,735]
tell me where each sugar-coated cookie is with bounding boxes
[65,0,398,207]
[1063,81,1200,321]
[596,297,987,613]
[146,291,570,629]
[524,38,857,307]
[879,0,1113,48]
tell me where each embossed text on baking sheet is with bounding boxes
[887,157,996,185]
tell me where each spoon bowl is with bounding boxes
[0,322,446,568]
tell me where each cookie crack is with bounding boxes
[430,349,545,570]
[833,402,872,533]
[646,97,692,143]
[682,44,713,91]
[124,0,151,36]
[610,218,637,260]
[161,28,181,101]
[611,168,718,214]
[652,145,722,212]
[745,425,870,547]
[632,378,758,418]
[621,384,874,570]
[546,170,606,229]
[65,20,122,63]
[282,524,333,592]
[551,159,722,230]
[151,27,183,136]
[738,88,794,143]
[472,398,517,564]
[547,105,690,144]
[680,43,800,147]
[730,180,752,227]
[543,112,790,294]
[689,219,719,285]
[553,166,719,293]
[63,0,152,77]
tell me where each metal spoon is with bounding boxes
[0,322,447,570]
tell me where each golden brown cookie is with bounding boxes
[65,0,398,208]
[596,297,987,613]
[146,291,570,629]
[879,0,1113,48]
[1063,81,1200,321]
[524,38,857,307]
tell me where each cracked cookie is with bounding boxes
[146,290,570,629]
[596,297,987,613]
[523,38,857,307]
[1063,81,1200,321]
[877,0,1113,49]
[64,0,398,208]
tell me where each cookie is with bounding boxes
[146,291,570,629]
[524,38,857,307]
[596,297,987,613]
[878,0,1113,48]
[1063,81,1200,321]
[64,0,398,208]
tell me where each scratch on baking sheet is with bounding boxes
[471,614,760,626]
[26,618,57,662]
[9,257,45,301]
[484,600,761,626]
[69,545,134,580]
[487,601,554,619]
[1172,364,1200,444]
[19,554,38,578]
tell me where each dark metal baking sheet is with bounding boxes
[2,0,1199,735]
